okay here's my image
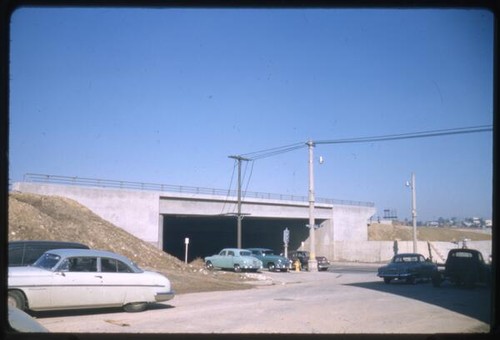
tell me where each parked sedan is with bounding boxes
[315,256,331,271]
[288,250,330,271]
[205,248,262,272]
[377,253,438,284]
[8,249,174,313]
[246,248,291,272]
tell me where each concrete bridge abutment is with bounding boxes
[12,182,376,262]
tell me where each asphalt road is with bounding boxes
[34,267,491,334]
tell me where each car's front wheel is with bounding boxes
[205,261,214,270]
[234,264,242,272]
[8,290,26,311]
[123,302,147,313]
[383,277,391,284]
[268,263,276,272]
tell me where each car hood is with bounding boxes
[9,266,53,276]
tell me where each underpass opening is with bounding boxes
[162,215,316,262]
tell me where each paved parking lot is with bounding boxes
[34,269,491,334]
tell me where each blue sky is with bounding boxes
[9,7,493,221]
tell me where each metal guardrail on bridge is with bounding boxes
[22,173,375,207]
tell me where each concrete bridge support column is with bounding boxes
[158,214,164,250]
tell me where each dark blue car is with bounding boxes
[377,253,438,284]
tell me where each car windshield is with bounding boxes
[453,251,473,258]
[33,253,61,270]
[240,251,252,256]
[393,255,418,263]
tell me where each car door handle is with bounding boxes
[95,275,102,279]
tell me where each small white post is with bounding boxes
[184,237,189,264]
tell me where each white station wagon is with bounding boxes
[8,249,174,313]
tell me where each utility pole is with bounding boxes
[307,140,318,272]
[406,172,417,253]
[228,155,250,248]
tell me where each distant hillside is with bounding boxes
[368,223,492,242]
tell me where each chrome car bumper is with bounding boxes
[378,272,412,278]
[155,291,175,302]
[275,263,292,269]
[242,265,262,269]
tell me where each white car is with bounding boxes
[8,249,174,313]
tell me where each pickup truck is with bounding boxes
[432,248,491,288]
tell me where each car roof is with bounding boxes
[43,248,132,262]
[394,253,424,257]
[9,240,89,248]
[449,248,480,253]
[246,248,272,251]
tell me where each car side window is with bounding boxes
[219,250,226,256]
[228,251,235,256]
[8,247,24,266]
[101,258,116,272]
[116,260,133,273]
[101,258,133,273]
[68,257,97,272]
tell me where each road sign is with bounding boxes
[283,228,290,244]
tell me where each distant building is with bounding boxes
[383,209,397,220]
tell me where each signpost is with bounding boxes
[283,228,290,258]
[184,237,189,264]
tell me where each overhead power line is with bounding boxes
[240,142,306,160]
[234,125,492,160]
[315,125,492,145]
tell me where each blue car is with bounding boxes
[377,253,438,284]
[205,248,262,272]
[246,248,292,272]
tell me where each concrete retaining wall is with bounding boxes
[330,240,492,264]
[331,204,374,241]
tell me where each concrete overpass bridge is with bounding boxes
[13,174,376,262]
